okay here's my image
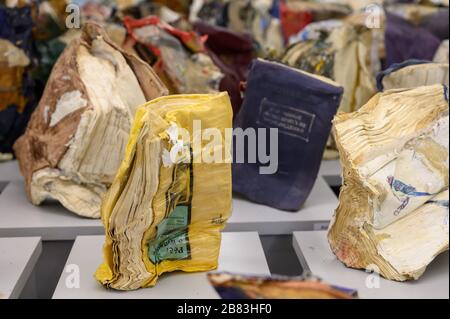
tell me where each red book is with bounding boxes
[280,1,313,43]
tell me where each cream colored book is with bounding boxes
[434,40,449,64]
[378,62,449,91]
[328,84,449,281]
[14,23,168,218]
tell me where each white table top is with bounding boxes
[293,231,449,299]
[53,232,270,299]
[0,181,7,194]
[0,237,42,299]
[0,177,338,240]
[226,177,338,235]
[0,159,341,182]
[0,181,103,240]
[318,159,341,177]
[0,160,22,181]
[319,160,342,187]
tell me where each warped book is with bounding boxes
[329,84,449,281]
[96,92,233,290]
[14,22,167,218]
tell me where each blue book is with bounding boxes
[233,59,343,211]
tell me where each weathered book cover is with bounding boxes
[233,59,343,211]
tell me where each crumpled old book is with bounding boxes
[14,23,168,218]
[194,21,255,115]
[123,16,223,94]
[282,18,379,158]
[225,0,285,57]
[280,0,352,43]
[189,0,228,25]
[189,0,283,57]
[328,84,449,281]
[208,272,358,299]
[288,19,343,45]
[95,93,233,290]
[233,59,343,211]
[377,60,449,91]
[279,1,313,45]
[282,19,379,115]
[434,39,449,63]
[0,4,36,161]
[35,0,128,82]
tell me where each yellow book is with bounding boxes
[95,92,233,290]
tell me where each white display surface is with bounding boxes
[0,237,42,299]
[0,181,103,240]
[0,181,7,194]
[53,232,270,299]
[318,159,341,176]
[0,160,22,181]
[293,231,449,299]
[0,159,340,183]
[319,160,342,187]
[0,178,338,239]
[226,177,338,234]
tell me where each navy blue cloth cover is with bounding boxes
[420,8,449,41]
[233,59,343,211]
[384,12,440,69]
